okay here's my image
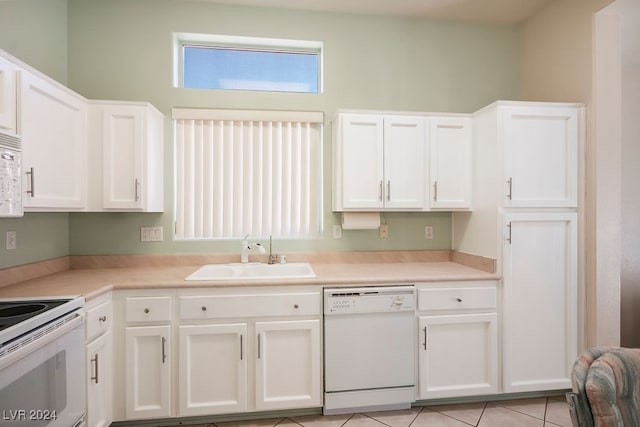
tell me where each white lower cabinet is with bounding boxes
[502,212,578,393]
[125,325,172,419]
[178,318,321,417]
[254,319,321,411]
[86,331,112,427]
[179,323,248,416]
[85,294,113,427]
[416,282,498,400]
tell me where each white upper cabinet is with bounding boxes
[428,116,472,210]
[333,112,425,210]
[0,55,16,136]
[88,101,164,212]
[501,105,579,208]
[18,69,87,211]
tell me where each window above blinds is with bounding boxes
[173,108,324,240]
[174,33,323,94]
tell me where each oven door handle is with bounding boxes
[0,313,85,370]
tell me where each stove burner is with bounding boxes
[0,303,48,318]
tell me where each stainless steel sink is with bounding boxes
[185,262,316,281]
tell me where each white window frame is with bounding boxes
[172,32,324,93]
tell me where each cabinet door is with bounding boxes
[502,106,579,208]
[429,117,471,209]
[178,323,248,416]
[19,70,86,210]
[418,313,497,399]
[102,105,144,210]
[0,56,16,135]
[338,114,384,209]
[255,320,321,411]
[384,116,425,209]
[125,325,171,419]
[503,212,577,393]
[87,331,112,427]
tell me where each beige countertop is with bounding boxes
[0,251,499,300]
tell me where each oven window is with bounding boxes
[0,351,67,426]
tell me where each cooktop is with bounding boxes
[0,296,84,347]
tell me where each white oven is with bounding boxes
[0,298,85,427]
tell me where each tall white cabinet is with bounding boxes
[453,101,583,394]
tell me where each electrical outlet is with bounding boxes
[141,226,164,242]
[333,224,342,239]
[6,231,16,250]
[379,223,389,239]
[425,225,434,240]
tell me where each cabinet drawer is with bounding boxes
[126,296,172,322]
[86,300,112,341]
[179,292,321,320]
[418,287,496,312]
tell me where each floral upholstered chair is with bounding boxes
[567,346,640,427]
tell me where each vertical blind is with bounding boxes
[173,109,323,239]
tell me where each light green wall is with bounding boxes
[66,0,520,256]
[1,0,521,266]
[0,0,69,269]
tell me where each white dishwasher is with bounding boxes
[323,285,415,415]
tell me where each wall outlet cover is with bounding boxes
[425,225,434,240]
[333,224,342,239]
[6,231,16,250]
[379,223,389,239]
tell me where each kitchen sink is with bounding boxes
[185,262,316,281]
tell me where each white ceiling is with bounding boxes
[195,0,555,24]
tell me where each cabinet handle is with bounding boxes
[507,177,513,201]
[456,298,463,302]
[144,308,150,314]
[257,333,262,359]
[433,181,438,202]
[240,334,244,361]
[379,181,383,201]
[423,326,428,351]
[134,179,141,202]
[98,315,107,322]
[506,222,512,244]
[26,167,35,197]
[387,181,391,201]
[91,353,99,384]
[201,306,207,311]
[161,336,167,363]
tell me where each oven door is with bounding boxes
[0,315,86,427]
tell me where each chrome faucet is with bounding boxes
[268,235,279,265]
[240,235,265,263]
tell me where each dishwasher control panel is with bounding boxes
[324,285,415,314]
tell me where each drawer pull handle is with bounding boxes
[294,304,299,309]
[99,316,107,322]
[91,354,99,384]
[456,298,463,302]
[201,306,207,311]
[161,336,167,363]
[144,308,150,314]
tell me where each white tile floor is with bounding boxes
[174,396,572,427]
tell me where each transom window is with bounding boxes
[174,33,322,94]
